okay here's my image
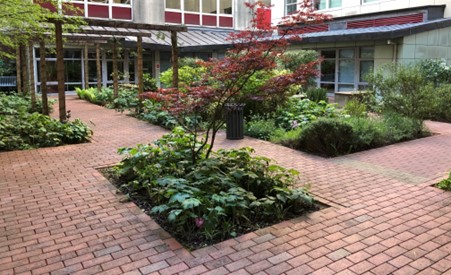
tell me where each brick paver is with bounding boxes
[1,96,451,274]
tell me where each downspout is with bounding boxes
[387,39,397,63]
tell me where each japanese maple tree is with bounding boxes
[143,0,331,163]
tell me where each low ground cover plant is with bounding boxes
[437,173,451,191]
[111,127,316,249]
[0,94,91,151]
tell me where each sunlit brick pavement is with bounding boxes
[1,95,450,275]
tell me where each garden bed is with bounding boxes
[100,128,326,250]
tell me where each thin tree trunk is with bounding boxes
[40,40,49,115]
[29,42,36,111]
[55,21,66,122]
[16,47,22,95]
[171,31,179,89]
[84,44,89,89]
[137,35,143,110]
[21,44,28,95]
[96,44,101,92]
[113,39,118,98]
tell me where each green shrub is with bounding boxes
[116,128,315,247]
[346,116,385,150]
[430,84,451,122]
[160,64,206,88]
[275,98,340,130]
[305,87,328,103]
[269,127,302,148]
[143,73,158,91]
[416,59,451,87]
[0,112,91,151]
[367,63,434,119]
[344,99,367,117]
[437,173,451,191]
[298,118,355,157]
[245,116,278,140]
[382,112,428,143]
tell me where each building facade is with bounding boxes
[34,0,451,94]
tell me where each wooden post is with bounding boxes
[40,40,49,115]
[137,35,143,96]
[55,21,66,122]
[84,44,89,89]
[171,31,179,89]
[96,43,101,92]
[21,44,28,95]
[29,42,36,110]
[113,39,119,98]
[16,47,22,94]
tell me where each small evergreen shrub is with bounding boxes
[305,87,328,103]
[245,116,278,140]
[298,118,355,157]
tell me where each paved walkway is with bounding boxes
[1,96,451,275]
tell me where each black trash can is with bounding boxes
[225,103,245,140]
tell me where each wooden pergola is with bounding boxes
[45,18,187,121]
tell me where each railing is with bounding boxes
[0,76,17,87]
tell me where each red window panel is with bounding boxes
[87,4,109,19]
[185,14,200,25]
[63,3,84,16]
[256,8,271,29]
[202,15,217,26]
[219,16,233,28]
[112,7,132,20]
[35,1,57,12]
[165,11,182,24]
[348,13,424,29]
[302,24,328,33]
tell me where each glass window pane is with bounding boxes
[89,0,108,3]
[314,0,326,10]
[202,0,216,13]
[113,0,131,4]
[322,50,336,58]
[166,0,181,9]
[338,59,355,83]
[321,83,335,93]
[360,47,374,58]
[65,60,82,82]
[329,0,341,8]
[185,0,200,12]
[363,0,378,3]
[338,84,354,91]
[220,0,232,14]
[360,60,373,82]
[339,49,354,59]
[321,60,335,82]
[88,60,97,82]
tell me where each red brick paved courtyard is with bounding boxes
[1,96,451,275]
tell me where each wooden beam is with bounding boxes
[84,44,89,89]
[55,21,66,122]
[96,44,102,92]
[113,39,119,98]
[20,44,28,95]
[16,47,22,95]
[137,35,143,97]
[28,42,36,110]
[39,40,49,116]
[171,31,179,89]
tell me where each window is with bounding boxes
[286,0,297,15]
[313,0,341,10]
[362,0,378,3]
[318,47,374,93]
[165,0,234,28]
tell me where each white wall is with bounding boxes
[398,26,451,64]
[134,0,165,24]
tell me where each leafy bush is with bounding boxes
[344,99,367,117]
[245,116,279,140]
[143,73,158,92]
[0,94,92,151]
[160,59,206,89]
[0,94,55,115]
[137,99,178,129]
[115,128,316,248]
[275,98,340,130]
[296,114,429,157]
[269,127,302,148]
[305,87,328,103]
[416,59,451,87]
[437,173,451,191]
[298,118,355,157]
[367,63,434,119]
[76,86,139,112]
[429,84,451,122]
